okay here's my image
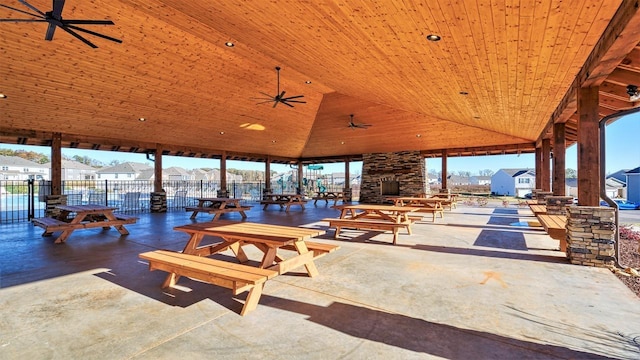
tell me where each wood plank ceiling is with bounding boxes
[0,0,638,163]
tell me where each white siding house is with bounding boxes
[0,155,49,180]
[470,176,491,185]
[491,168,535,196]
[42,159,97,181]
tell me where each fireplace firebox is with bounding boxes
[380,180,400,196]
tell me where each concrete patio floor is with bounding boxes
[1,203,639,359]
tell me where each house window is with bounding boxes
[127,173,132,178]
[115,174,118,179]
[518,178,530,184]
[23,168,29,172]
[1,166,7,171]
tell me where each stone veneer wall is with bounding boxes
[359,151,426,204]
[566,207,615,267]
[546,196,574,215]
[45,195,67,217]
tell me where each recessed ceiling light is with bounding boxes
[271,140,277,143]
[416,134,421,138]
[426,34,441,42]
[0,94,6,99]
[220,131,225,135]
[459,91,469,95]
[224,41,234,47]
[305,80,312,84]
[138,117,146,122]
[341,141,345,145]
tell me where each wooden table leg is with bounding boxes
[294,240,318,277]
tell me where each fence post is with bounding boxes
[28,178,34,220]
[104,179,108,206]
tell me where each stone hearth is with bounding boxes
[359,151,426,203]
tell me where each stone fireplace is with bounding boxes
[359,151,427,203]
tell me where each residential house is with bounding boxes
[0,155,49,181]
[470,175,491,186]
[625,166,640,204]
[164,167,192,181]
[446,175,470,186]
[491,168,535,197]
[42,159,97,181]
[95,162,153,180]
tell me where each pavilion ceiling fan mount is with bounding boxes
[348,114,371,129]
[254,66,306,108]
[0,0,122,48]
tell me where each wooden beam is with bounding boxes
[541,139,551,192]
[297,160,304,194]
[441,149,448,190]
[582,0,640,87]
[344,157,350,191]
[535,146,542,190]
[220,150,227,196]
[154,145,163,193]
[552,123,566,196]
[265,156,271,192]
[50,133,62,196]
[577,87,601,206]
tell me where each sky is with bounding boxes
[1,113,638,175]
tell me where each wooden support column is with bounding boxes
[552,122,566,196]
[344,158,350,190]
[297,161,304,194]
[265,156,271,191]
[50,132,62,196]
[154,145,163,192]
[441,150,448,190]
[541,139,551,192]
[577,86,600,206]
[535,146,542,190]
[220,151,227,196]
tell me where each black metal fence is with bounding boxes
[0,179,359,223]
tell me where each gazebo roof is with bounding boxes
[1,1,639,163]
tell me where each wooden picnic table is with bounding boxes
[311,191,345,206]
[141,220,337,316]
[388,197,445,222]
[32,204,137,243]
[323,204,421,245]
[173,220,329,279]
[186,197,250,220]
[260,193,307,211]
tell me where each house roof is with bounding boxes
[498,168,535,177]
[96,162,152,174]
[1,1,640,163]
[42,159,96,171]
[0,155,47,168]
[625,166,640,174]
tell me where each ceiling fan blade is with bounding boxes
[258,92,274,98]
[62,19,115,25]
[0,4,44,18]
[0,18,47,22]
[59,25,97,48]
[255,100,275,105]
[65,24,122,43]
[281,101,294,108]
[284,99,307,104]
[44,22,57,40]
[272,100,278,108]
[279,90,286,99]
[51,0,66,19]
[17,0,45,16]
[282,94,304,100]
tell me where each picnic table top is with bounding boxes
[174,220,325,243]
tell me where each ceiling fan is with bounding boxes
[254,66,306,108]
[348,114,371,129]
[0,0,122,48]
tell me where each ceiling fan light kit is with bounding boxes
[0,0,122,48]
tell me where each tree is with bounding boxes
[566,168,577,178]
[109,160,121,166]
[479,169,494,177]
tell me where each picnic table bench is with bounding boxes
[260,194,307,212]
[32,205,137,243]
[536,214,567,252]
[186,198,251,220]
[389,197,445,222]
[529,204,547,215]
[322,218,412,245]
[139,250,278,316]
[311,191,345,206]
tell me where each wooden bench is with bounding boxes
[185,206,252,220]
[139,250,278,316]
[32,214,137,236]
[311,194,344,206]
[260,199,307,212]
[412,203,444,222]
[536,214,567,252]
[322,218,412,245]
[529,204,547,215]
[280,241,340,259]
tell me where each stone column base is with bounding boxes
[566,206,615,267]
[150,192,167,213]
